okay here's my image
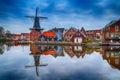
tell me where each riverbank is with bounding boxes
[2,40,120,46]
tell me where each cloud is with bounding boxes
[0,0,120,33]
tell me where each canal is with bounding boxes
[0,43,120,80]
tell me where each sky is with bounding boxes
[0,0,120,33]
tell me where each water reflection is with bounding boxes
[0,43,4,55]
[1,42,120,80]
[63,46,85,58]
[26,43,58,76]
[101,46,120,70]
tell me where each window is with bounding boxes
[115,33,119,38]
[111,33,114,38]
[115,59,119,64]
[106,52,109,57]
[111,52,114,57]
[106,32,109,38]
[115,25,119,31]
[76,38,78,42]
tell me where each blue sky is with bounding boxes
[0,0,120,33]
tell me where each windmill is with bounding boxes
[26,7,47,33]
[25,54,48,76]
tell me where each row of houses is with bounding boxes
[14,27,87,43]
[13,19,120,43]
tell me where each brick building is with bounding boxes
[63,27,77,41]
[86,30,101,40]
[102,19,120,43]
[72,28,86,43]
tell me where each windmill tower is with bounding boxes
[26,7,47,33]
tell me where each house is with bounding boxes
[63,27,77,41]
[49,27,65,41]
[39,31,57,42]
[21,33,30,40]
[102,19,120,43]
[14,34,21,40]
[72,28,86,43]
[86,29,101,40]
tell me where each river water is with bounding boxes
[0,43,120,80]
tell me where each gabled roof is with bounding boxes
[73,29,86,38]
[105,19,120,27]
[63,27,77,36]
[80,27,86,37]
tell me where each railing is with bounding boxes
[105,37,120,40]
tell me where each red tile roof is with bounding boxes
[42,31,56,37]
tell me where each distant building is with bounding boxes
[63,27,77,41]
[102,19,120,43]
[21,33,30,40]
[86,29,101,40]
[49,27,65,41]
[14,34,21,40]
[72,28,86,43]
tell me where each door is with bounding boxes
[74,37,82,43]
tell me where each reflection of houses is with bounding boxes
[63,27,77,41]
[72,28,86,43]
[102,19,120,43]
[72,46,85,58]
[51,46,64,58]
[63,46,85,58]
[101,46,120,70]
[30,43,57,55]
[63,46,74,57]
[26,43,58,76]
[86,29,101,40]
[0,44,4,55]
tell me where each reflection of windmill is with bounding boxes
[26,7,47,33]
[25,54,48,76]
